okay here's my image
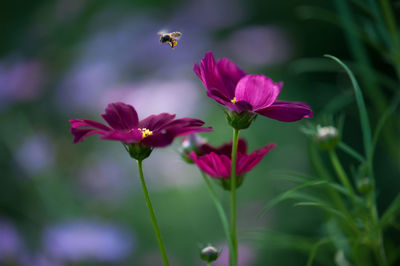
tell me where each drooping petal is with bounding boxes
[235,75,282,111]
[100,129,143,143]
[138,113,176,131]
[70,128,109,143]
[69,119,111,131]
[191,152,231,178]
[190,152,220,177]
[101,102,139,130]
[237,143,276,175]
[256,101,313,122]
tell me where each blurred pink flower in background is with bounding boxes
[15,133,54,176]
[43,219,135,263]
[0,59,46,111]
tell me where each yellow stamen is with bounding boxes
[231,97,237,104]
[140,128,153,138]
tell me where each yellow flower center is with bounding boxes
[231,97,237,104]
[140,128,153,138]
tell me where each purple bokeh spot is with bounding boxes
[15,133,54,175]
[43,219,135,262]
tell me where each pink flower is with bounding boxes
[70,102,212,160]
[194,52,312,122]
[70,102,212,147]
[189,138,275,189]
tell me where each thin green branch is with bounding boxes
[200,171,234,266]
[137,160,169,265]
[230,128,240,266]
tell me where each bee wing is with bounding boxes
[170,32,182,39]
[157,29,168,36]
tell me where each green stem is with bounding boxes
[328,150,355,196]
[201,171,235,266]
[369,192,388,266]
[207,262,211,266]
[379,0,400,79]
[230,128,240,266]
[137,160,170,266]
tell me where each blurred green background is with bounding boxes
[1,0,399,265]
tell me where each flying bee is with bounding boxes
[158,31,182,49]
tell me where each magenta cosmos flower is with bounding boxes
[70,102,212,160]
[194,52,313,128]
[188,138,276,189]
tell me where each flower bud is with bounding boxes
[225,110,257,130]
[356,177,374,194]
[315,126,339,150]
[179,134,207,164]
[200,245,219,262]
[125,143,153,161]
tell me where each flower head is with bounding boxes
[189,138,276,189]
[70,102,212,159]
[194,52,313,127]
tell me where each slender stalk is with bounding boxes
[379,0,400,79]
[137,160,170,266]
[201,171,235,266]
[230,128,240,265]
[207,262,211,266]
[368,192,388,266]
[328,150,355,196]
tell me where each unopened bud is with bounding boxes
[315,126,339,150]
[200,245,219,262]
[357,177,374,194]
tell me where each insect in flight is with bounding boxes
[158,31,182,49]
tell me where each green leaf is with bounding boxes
[258,180,327,217]
[338,141,365,163]
[372,92,400,159]
[378,194,400,229]
[269,170,316,183]
[307,238,332,266]
[294,201,347,220]
[324,54,372,159]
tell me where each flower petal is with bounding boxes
[194,52,240,102]
[141,132,175,147]
[256,101,313,122]
[101,102,139,130]
[141,117,212,147]
[216,58,246,98]
[191,152,231,178]
[235,75,282,111]
[70,128,108,143]
[237,143,276,175]
[139,113,176,131]
[69,119,111,131]
[100,129,143,143]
